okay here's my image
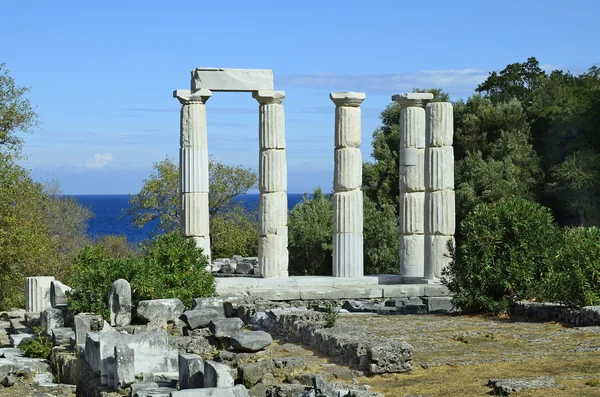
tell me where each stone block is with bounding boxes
[9,333,35,347]
[332,233,364,278]
[24,312,41,328]
[425,147,454,191]
[192,296,240,316]
[333,191,363,233]
[425,235,454,279]
[131,381,177,397]
[399,148,425,193]
[393,92,434,107]
[334,106,362,149]
[192,236,211,259]
[51,327,74,347]
[258,103,286,149]
[181,309,222,330]
[109,279,132,327]
[181,193,210,237]
[208,318,243,339]
[399,192,425,234]
[41,307,64,335]
[50,280,71,308]
[180,147,209,193]
[114,345,135,389]
[399,106,426,149]
[425,190,456,235]
[299,287,343,300]
[334,148,362,192]
[179,101,209,148]
[339,287,383,299]
[258,234,288,279]
[249,289,300,301]
[259,192,287,235]
[423,285,451,297]
[179,353,204,389]
[426,102,454,147]
[423,297,456,313]
[400,234,424,278]
[236,261,254,274]
[191,68,274,92]
[229,331,273,353]
[74,313,102,345]
[203,360,235,388]
[259,149,287,193]
[382,284,425,298]
[25,276,54,313]
[137,299,185,324]
[171,384,250,396]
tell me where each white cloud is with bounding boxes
[83,153,113,169]
[278,69,490,96]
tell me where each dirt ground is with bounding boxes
[335,313,600,397]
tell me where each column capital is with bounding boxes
[392,93,433,108]
[253,90,285,105]
[173,89,212,105]
[330,92,366,107]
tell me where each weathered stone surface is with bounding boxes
[180,147,209,193]
[25,276,54,313]
[172,384,250,396]
[399,106,426,149]
[333,191,363,234]
[259,192,287,235]
[9,333,35,347]
[512,302,600,326]
[136,299,185,324]
[257,101,286,150]
[299,287,343,301]
[229,331,273,353]
[425,190,456,235]
[423,297,456,313]
[203,360,235,388]
[50,280,71,308]
[181,309,222,330]
[399,148,425,192]
[192,68,274,92]
[131,380,177,397]
[236,261,254,275]
[259,150,287,193]
[220,263,236,274]
[399,192,425,234]
[209,318,244,339]
[258,234,288,279]
[176,94,210,147]
[108,279,131,327]
[424,235,454,280]
[487,377,561,395]
[400,234,424,278]
[334,148,362,192]
[41,307,63,335]
[51,327,74,347]
[382,285,425,298]
[426,102,454,147]
[181,192,210,236]
[192,296,240,316]
[425,147,454,191]
[192,236,211,259]
[179,353,204,389]
[74,313,102,346]
[114,345,134,389]
[332,233,364,278]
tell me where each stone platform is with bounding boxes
[215,275,450,301]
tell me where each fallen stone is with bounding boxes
[488,377,561,395]
[0,375,15,387]
[108,279,132,327]
[50,280,72,308]
[179,353,204,389]
[342,300,383,313]
[236,261,254,275]
[171,384,250,396]
[203,360,235,388]
[25,276,54,313]
[136,298,185,324]
[181,309,222,330]
[74,313,103,345]
[232,255,244,264]
[193,296,240,316]
[229,331,273,352]
[0,348,23,358]
[9,333,35,347]
[423,296,457,313]
[220,263,236,274]
[40,307,64,335]
[114,345,135,389]
[51,327,74,347]
[209,318,244,339]
[131,380,177,397]
[24,312,41,328]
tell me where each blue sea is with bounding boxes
[68,194,306,244]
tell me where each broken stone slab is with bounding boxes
[109,279,132,327]
[25,276,54,313]
[0,348,24,358]
[232,255,243,264]
[172,384,250,396]
[236,261,254,275]
[9,333,36,348]
[342,300,384,313]
[41,307,64,335]
[209,318,244,339]
[299,287,343,300]
[488,377,561,395]
[24,312,41,328]
[74,313,103,345]
[190,68,274,92]
[422,296,457,313]
[229,331,273,353]
[192,296,241,316]
[114,345,135,390]
[181,309,222,330]
[220,263,236,274]
[203,360,235,388]
[51,327,74,347]
[179,353,204,389]
[50,280,72,308]
[131,381,177,397]
[137,298,185,324]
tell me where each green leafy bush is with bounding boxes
[68,232,214,318]
[19,326,52,359]
[323,301,338,328]
[444,197,561,313]
[544,227,600,307]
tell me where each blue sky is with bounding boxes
[1,0,598,194]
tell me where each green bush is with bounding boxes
[444,197,561,313]
[544,227,600,307]
[19,326,52,359]
[68,232,214,318]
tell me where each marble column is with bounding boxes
[425,102,455,280]
[392,93,433,280]
[174,89,212,260]
[330,92,366,277]
[25,276,54,313]
[253,90,289,278]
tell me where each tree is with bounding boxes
[126,155,258,258]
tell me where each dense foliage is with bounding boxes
[67,232,214,318]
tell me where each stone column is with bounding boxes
[253,90,288,278]
[25,276,54,313]
[174,89,212,260]
[392,93,433,281]
[425,102,455,280]
[330,92,366,277]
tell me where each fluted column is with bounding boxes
[392,93,433,280]
[425,102,455,280]
[330,92,366,277]
[174,89,212,260]
[253,90,288,278]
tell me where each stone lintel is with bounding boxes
[253,90,285,105]
[392,93,434,107]
[173,89,212,104]
[191,68,274,92]
[330,92,366,107]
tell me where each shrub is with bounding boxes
[544,227,600,307]
[19,326,52,359]
[444,197,561,313]
[324,301,338,328]
[68,232,214,318]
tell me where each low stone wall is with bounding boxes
[512,301,600,326]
